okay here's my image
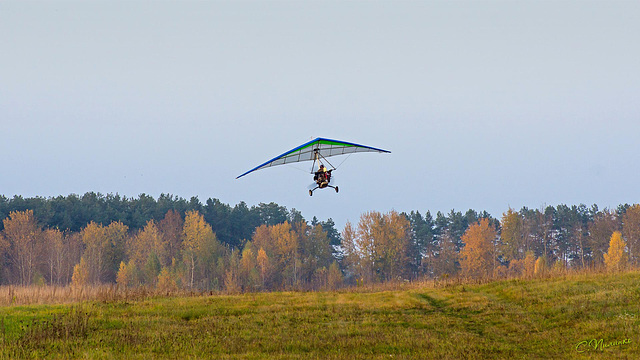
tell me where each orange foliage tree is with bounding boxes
[460,218,497,279]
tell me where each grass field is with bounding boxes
[1,271,638,359]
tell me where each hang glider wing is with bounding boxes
[236,137,390,179]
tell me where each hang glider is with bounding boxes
[236,137,390,194]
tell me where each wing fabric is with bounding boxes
[236,138,390,179]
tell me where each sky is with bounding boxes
[1,1,639,229]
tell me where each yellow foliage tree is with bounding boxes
[460,218,496,279]
[343,211,410,283]
[256,247,270,288]
[182,210,221,289]
[128,220,164,284]
[116,261,131,288]
[523,251,536,278]
[534,256,546,276]
[372,211,410,281]
[604,231,627,272]
[271,222,298,287]
[71,257,90,287]
[157,267,177,292]
[81,221,107,284]
[240,243,260,290]
[225,250,241,293]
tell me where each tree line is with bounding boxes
[0,193,339,290]
[342,204,637,283]
[0,193,637,291]
[0,193,340,250]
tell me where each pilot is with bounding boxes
[315,164,328,183]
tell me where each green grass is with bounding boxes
[1,271,639,359]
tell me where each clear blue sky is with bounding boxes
[2,1,639,229]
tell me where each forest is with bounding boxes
[0,193,637,291]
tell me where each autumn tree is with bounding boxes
[534,256,547,276]
[622,204,640,266]
[341,211,410,284]
[0,230,6,284]
[327,260,343,290]
[340,221,363,283]
[43,228,65,285]
[182,210,223,289]
[239,242,260,291]
[71,257,90,287]
[298,223,332,287]
[2,210,42,285]
[103,221,129,283]
[157,266,178,292]
[604,231,627,272]
[116,261,133,288]
[127,220,165,285]
[372,211,410,281]
[158,209,184,266]
[341,214,376,283]
[459,218,497,279]
[271,222,298,288]
[80,221,129,284]
[224,249,241,293]
[587,210,619,266]
[250,221,301,289]
[500,208,524,262]
[256,246,270,288]
[80,222,107,284]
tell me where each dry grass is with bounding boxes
[0,266,625,306]
[0,285,207,306]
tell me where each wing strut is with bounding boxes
[311,148,336,173]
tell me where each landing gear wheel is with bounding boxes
[335,186,339,193]
[309,190,313,196]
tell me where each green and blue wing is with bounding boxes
[236,137,390,179]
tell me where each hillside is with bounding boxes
[1,271,638,359]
